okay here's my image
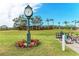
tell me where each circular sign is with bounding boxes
[24,5,33,17]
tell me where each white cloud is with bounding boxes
[0,0,42,27]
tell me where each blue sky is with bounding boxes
[34,3,79,26]
[0,2,79,27]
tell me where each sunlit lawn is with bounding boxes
[0,29,78,56]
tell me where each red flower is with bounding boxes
[15,39,40,48]
[16,39,26,48]
[21,39,26,43]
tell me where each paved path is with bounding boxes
[57,39,79,54]
[66,43,79,54]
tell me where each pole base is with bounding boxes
[27,32,31,47]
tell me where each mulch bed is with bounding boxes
[15,39,40,48]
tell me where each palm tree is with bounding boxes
[50,19,54,29]
[76,21,79,27]
[74,20,76,27]
[58,22,60,29]
[46,18,50,29]
[64,21,68,26]
[72,20,77,29]
[64,21,69,29]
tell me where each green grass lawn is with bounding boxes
[0,29,78,56]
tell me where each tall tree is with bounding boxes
[0,25,8,30]
[46,18,50,29]
[58,22,60,29]
[64,21,68,26]
[50,19,54,29]
[64,21,69,29]
[13,15,27,30]
[76,21,79,27]
[31,16,43,30]
[72,20,77,29]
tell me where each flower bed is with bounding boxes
[15,39,40,48]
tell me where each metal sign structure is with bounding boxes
[62,34,66,51]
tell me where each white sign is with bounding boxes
[62,35,65,51]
